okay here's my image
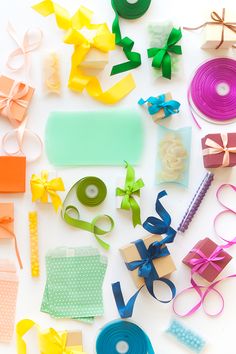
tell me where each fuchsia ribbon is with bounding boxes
[173,183,236,317]
[203,133,236,167]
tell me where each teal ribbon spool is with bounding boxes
[96,320,155,353]
[76,177,107,207]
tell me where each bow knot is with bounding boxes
[203,133,236,167]
[0,216,13,225]
[190,247,224,275]
[138,94,180,118]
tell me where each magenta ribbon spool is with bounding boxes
[189,57,236,126]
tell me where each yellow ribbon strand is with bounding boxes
[30,170,65,212]
[32,0,136,103]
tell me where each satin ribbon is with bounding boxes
[0,216,23,269]
[116,162,144,227]
[30,171,65,212]
[138,94,180,117]
[16,319,85,354]
[76,177,107,207]
[147,27,182,79]
[203,133,236,167]
[61,180,114,250]
[6,22,43,74]
[183,8,236,49]
[33,1,135,103]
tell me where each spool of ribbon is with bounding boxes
[62,178,114,250]
[110,0,151,75]
[138,95,180,117]
[203,133,236,167]
[147,27,182,79]
[76,177,107,207]
[116,162,144,227]
[96,320,155,354]
[30,171,65,212]
[112,191,176,318]
[32,1,135,104]
[183,8,236,49]
[188,57,236,128]
[16,319,85,354]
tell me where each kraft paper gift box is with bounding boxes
[120,234,176,288]
[148,92,173,122]
[201,133,236,168]
[0,156,26,193]
[201,9,236,49]
[0,75,34,122]
[80,49,109,70]
[183,237,232,282]
[0,203,14,239]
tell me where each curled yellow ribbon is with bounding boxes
[16,319,86,354]
[30,170,65,212]
[32,0,135,103]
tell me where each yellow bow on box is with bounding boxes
[32,0,135,103]
[30,170,65,212]
[16,319,86,354]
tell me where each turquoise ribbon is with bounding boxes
[138,94,180,117]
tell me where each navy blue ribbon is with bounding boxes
[138,94,180,117]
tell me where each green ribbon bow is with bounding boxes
[147,27,182,79]
[116,162,144,227]
[111,0,142,75]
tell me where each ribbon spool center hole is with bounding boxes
[116,341,129,353]
[127,0,138,3]
[85,185,99,199]
[216,82,230,96]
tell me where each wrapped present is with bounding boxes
[201,9,236,49]
[0,76,34,122]
[183,237,232,282]
[80,49,109,70]
[201,132,236,168]
[0,156,26,193]
[120,234,176,288]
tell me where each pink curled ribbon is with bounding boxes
[203,133,236,167]
[6,22,43,74]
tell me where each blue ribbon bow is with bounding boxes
[138,94,180,118]
[112,191,177,318]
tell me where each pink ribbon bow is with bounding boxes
[203,133,236,167]
[0,81,28,123]
[189,247,224,275]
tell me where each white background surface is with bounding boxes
[0,0,236,353]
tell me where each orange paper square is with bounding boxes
[0,203,14,239]
[0,76,34,122]
[0,156,26,193]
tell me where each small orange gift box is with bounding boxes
[0,156,26,193]
[0,75,34,122]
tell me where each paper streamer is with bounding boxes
[76,177,107,207]
[188,57,236,127]
[96,320,155,354]
[111,0,151,75]
[62,179,114,250]
[28,211,39,277]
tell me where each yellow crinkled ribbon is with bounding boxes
[32,0,135,103]
[28,211,39,277]
[30,170,65,212]
[16,319,86,354]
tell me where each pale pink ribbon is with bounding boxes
[203,133,236,167]
[0,80,28,124]
[6,22,43,74]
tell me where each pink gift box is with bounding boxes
[201,133,236,168]
[183,237,232,282]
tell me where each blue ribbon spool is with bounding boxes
[96,320,155,354]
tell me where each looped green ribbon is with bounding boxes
[147,27,182,79]
[111,0,142,75]
[116,162,144,227]
[61,180,114,250]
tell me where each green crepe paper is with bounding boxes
[45,110,143,166]
[41,247,107,323]
[148,21,181,78]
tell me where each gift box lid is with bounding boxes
[0,156,26,193]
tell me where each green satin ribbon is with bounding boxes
[116,162,144,227]
[147,27,182,79]
[62,179,114,250]
[76,177,107,207]
[111,0,151,75]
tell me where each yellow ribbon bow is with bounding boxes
[16,319,85,354]
[30,170,65,211]
[32,0,135,103]
[203,133,236,167]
